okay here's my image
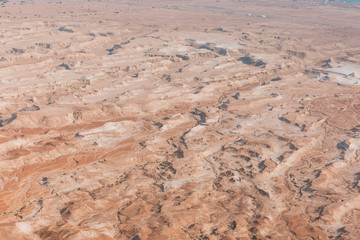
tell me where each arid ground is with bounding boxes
[0,0,360,239]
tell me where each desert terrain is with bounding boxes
[0,0,360,239]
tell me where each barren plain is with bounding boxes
[0,0,360,239]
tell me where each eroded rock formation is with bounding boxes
[0,0,360,239]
